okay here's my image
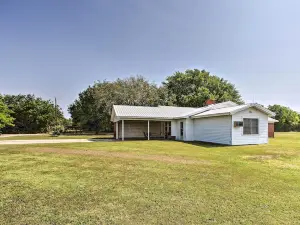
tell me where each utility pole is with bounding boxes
[54,97,58,132]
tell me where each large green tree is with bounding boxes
[2,94,65,133]
[268,104,300,132]
[68,86,102,132]
[163,69,244,107]
[0,97,14,130]
[69,76,170,133]
[70,71,245,132]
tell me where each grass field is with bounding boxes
[1,133,300,224]
[0,134,113,140]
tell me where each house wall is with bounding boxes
[171,120,178,139]
[193,116,232,145]
[117,120,163,138]
[176,119,186,140]
[171,120,193,141]
[185,118,194,141]
[231,108,268,145]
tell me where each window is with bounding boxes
[243,118,259,135]
[180,122,184,136]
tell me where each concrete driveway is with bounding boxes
[0,134,45,138]
[0,139,94,145]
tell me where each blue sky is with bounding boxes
[1,0,299,117]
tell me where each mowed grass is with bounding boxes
[0,134,113,140]
[1,133,300,224]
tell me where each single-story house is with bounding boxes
[110,100,276,145]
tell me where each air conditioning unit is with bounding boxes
[234,121,243,127]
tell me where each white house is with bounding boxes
[110,100,276,145]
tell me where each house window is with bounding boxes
[180,122,184,136]
[243,118,259,135]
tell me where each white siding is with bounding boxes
[193,116,232,145]
[178,120,184,140]
[185,118,194,141]
[174,119,186,141]
[232,108,268,145]
[171,120,178,139]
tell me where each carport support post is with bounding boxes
[122,120,124,141]
[116,122,118,139]
[148,120,150,140]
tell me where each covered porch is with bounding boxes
[114,120,173,140]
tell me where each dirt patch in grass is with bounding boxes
[243,154,280,161]
[24,147,210,165]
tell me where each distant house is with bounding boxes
[110,100,276,145]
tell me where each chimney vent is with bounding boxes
[205,99,216,106]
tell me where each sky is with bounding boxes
[1,0,300,117]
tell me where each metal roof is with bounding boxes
[111,102,275,121]
[268,118,279,123]
[191,103,275,118]
[112,105,196,120]
[181,101,238,117]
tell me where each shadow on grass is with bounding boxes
[88,138,115,142]
[87,137,229,148]
[179,141,229,148]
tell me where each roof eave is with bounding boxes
[181,106,212,117]
[230,104,276,117]
[191,112,231,119]
[115,116,175,121]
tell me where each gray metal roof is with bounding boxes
[192,103,275,118]
[112,105,196,119]
[111,102,275,121]
[181,101,238,117]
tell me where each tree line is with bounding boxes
[269,105,300,132]
[0,94,67,134]
[0,69,299,134]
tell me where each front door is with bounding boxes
[180,122,184,140]
[164,122,171,138]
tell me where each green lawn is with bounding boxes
[0,134,113,140]
[1,133,300,224]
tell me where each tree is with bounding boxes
[0,97,14,130]
[2,94,65,133]
[69,76,169,133]
[68,86,102,132]
[268,104,300,132]
[163,69,244,107]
